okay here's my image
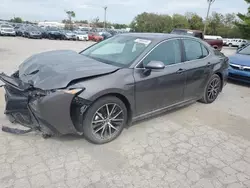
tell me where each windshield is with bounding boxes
[238,45,250,55]
[1,25,12,28]
[26,26,38,31]
[81,35,151,67]
[76,31,87,34]
[46,27,59,31]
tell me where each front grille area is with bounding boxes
[230,64,250,72]
[3,29,13,32]
[229,73,250,82]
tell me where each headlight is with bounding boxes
[62,88,83,95]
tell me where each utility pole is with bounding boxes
[204,0,215,35]
[104,6,107,30]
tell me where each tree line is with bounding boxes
[130,12,241,38]
[6,0,250,38]
[130,0,250,39]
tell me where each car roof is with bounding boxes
[120,32,197,41]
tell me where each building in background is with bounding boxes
[38,21,65,28]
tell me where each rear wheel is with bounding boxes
[199,74,222,104]
[82,96,127,144]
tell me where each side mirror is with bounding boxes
[145,61,165,70]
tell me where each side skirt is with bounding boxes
[132,99,198,123]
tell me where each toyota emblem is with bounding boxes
[239,66,244,70]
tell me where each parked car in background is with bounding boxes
[0,24,16,36]
[36,27,48,39]
[14,26,20,33]
[227,39,248,47]
[62,30,76,40]
[0,33,228,144]
[223,38,228,45]
[74,31,89,41]
[46,28,65,40]
[238,41,249,50]
[16,26,26,36]
[23,26,42,39]
[88,32,104,42]
[228,44,250,83]
[171,29,223,51]
[99,31,112,40]
[204,35,223,40]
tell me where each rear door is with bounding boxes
[181,38,213,100]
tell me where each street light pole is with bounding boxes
[204,0,215,35]
[104,6,107,30]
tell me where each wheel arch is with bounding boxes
[91,92,133,127]
[214,72,223,91]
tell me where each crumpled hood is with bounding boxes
[229,53,250,67]
[19,50,119,90]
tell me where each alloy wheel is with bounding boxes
[91,103,124,140]
[207,77,220,101]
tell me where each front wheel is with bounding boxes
[82,96,127,144]
[199,74,222,104]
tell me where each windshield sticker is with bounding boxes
[134,39,151,46]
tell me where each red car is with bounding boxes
[171,29,223,51]
[88,32,104,42]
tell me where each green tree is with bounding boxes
[112,23,128,29]
[172,14,189,29]
[185,12,204,30]
[130,12,172,33]
[216,13,239,38]
[224,13,237,27]
[65,10,76,30]
[206,12,224,35]
[10,17,23,23]
[91,17,107,28]
[237,0,250,38]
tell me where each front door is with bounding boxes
[134,39,186,116]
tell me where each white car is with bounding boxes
[74,31,89,41]
[204,35,223,40]
[227,39,248,47]
[0,24,16,36]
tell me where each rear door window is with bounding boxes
[183,39,204,61]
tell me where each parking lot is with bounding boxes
[0,37,250,188]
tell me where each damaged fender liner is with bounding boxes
[0,72,90,136]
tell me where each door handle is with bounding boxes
[176,68,186,74]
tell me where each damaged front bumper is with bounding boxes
[0,72,90,137]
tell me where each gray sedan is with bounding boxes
[0,33,229,144]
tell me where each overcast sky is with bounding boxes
[0,0,248,24]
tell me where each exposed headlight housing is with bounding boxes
[62,88,84,95]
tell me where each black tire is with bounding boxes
[199,74,222,104]
[229,43,232,47]
[82,96,127,144]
